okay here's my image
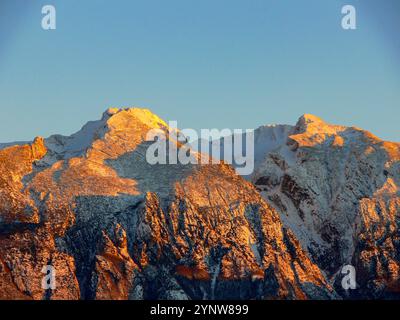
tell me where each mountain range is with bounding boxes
[0,108,398,300]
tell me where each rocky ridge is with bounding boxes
[0,108,334,300]
[245,114,400,298]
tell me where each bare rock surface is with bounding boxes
[241,114,400,298]
[0,108,333,300]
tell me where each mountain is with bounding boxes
[236,114,400,298]
[0,108,333,300]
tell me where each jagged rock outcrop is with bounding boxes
[0,108,333,300]
[244,114,399,298]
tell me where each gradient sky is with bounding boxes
[0,0,399,142]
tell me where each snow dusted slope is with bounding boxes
[203,123,293,178]
[0,108,333,300]
[1,109,398,299]
[244,114,400,298]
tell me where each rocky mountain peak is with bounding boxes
[296,113,326,127]
[101,107,169,131]
[290,114,348,148]
[1,109,398,300]
[43,107,170,164]
[0,108,336,300]
[242,115,400,298]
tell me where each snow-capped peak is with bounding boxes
[43,107,169,161]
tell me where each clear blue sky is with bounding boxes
[0,0,399,142]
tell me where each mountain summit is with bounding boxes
[0,109,398,300]
[0,108,333,300]
[248,114,400,298]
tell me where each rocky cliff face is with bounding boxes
[248,114,400,298]
[0,108,333,300]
